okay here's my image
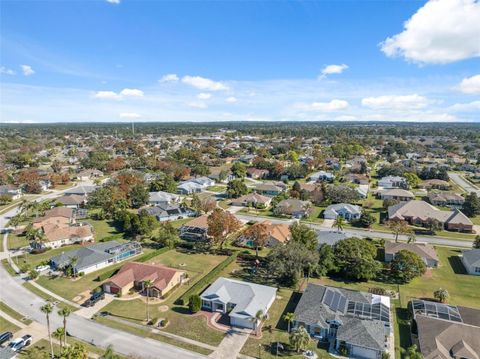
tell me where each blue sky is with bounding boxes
[1,0,479,123]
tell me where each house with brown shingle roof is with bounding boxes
[103,262,186,297]
[384,242,438,268]
[237,220,291,248]
[33,223,94,249]
[231,193,271,208]
[388,200,473,232]
[33,207,75,229]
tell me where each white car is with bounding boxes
[8,335,32,351]
[35,265,50,272]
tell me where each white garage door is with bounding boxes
[231,317,254,329]
[351,345,377,359]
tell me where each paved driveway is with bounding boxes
[320,219,334,228]
[209,328,251,359]
[75,294,115,318]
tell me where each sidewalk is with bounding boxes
[0,309,27,329]
[28,280,81,309]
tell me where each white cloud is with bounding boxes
[319,64,348,78]
[159,73,179,83]
[94,91,121,100]
[381,0,480,64]
[0,67,15,75]
[299,99,349,112]
[21,65,35,76]
[197,93,212,100]
[449,100,480,111]
[94,88,143,100]
[181,75,229,91]
[106,0,120,4]
[226,96,238,103]
[361,94,429,109]
[458,74,480,94]
[119,112,141,118]
[187,101,208,109]
[119,88,144,97]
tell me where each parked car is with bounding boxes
[83,291,105,307]
[35,265,50,272]
[8,335,32,351]
[0,331,13,345]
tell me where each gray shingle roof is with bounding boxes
[462,249,480,267]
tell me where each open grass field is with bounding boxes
[0,301,33,325]
[84,216,124,241]
[0,316,20,334]
[7,233,30,250]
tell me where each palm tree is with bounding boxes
[283,312,294,333]
[69,256,79,278]
[58,306,71,347]
[40,302,54,359]
[100,345,120,359]
[143,280,153,322]
[53,327,65,349]
[289,325,310,352]
[333,216,345,232]
[253,309,268,336]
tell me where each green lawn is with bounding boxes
[84,216,124,241]
[7,233,30,250]
[0,301,33,325]
[0,316,20,334]
[207,185,226,192]
[1,259,18,276]
[241,288,335,359]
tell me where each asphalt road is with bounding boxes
[0,185,205,359]
[235,214,474,248]
[448,172,480,195]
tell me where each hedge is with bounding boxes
[95,267,119,282]
[136,247,171,263]
[175,251,239,305]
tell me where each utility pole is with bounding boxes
[131,122,135,136]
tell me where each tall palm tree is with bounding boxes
[58,307,71,347]
[283,312,294,333]
[254,310,268,336]
[40,302,54,359]
[333,216,345,232]
[69,256,79,278]
[143,280,153,322]
[53,327,65,349]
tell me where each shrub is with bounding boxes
[176,251,239,305]
[78,271,85,277]
[160,319,169,327]
[188,294,201,313]
[148,317,157,326]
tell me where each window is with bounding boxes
[474,267,480,273]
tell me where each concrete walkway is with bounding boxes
[28,280,81,309]
[209,328,252,359]
[0,309,27,329]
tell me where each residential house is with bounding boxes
[77,169,103,181]
[179,215,209,241]
[51,241,142,275]
[230,193,271,208]
[418,179,451,190]
[33,223,94,249]
[274,199,312,219]
[55,194,86,209]
[427,192,464,208]
[200,277,277,329]
[379,189,415,201]
[378,176,408,189]
[410,299,480,359]
[208,168,235,183]
[293,284,391,359]
[460,249,480,275]
[384,242,438,268]
[237,220,291,247]
[346,173,369,185]
[254,182,286,197]
[140,203,195,222]
[246,168,269,179]
[148,191,180,206]
[388,200,473,232]
[103,262,186,297]
[64,185,97,197]
[309,171,335,182]
[177,177,215,194]
[0,185,22,200]
[33,207,75,229]
[323,203,362,221]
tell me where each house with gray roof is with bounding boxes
[316,230,349,246]
[293,284,391,359]
[410,299,480,359]
[274,199,312,219]
[200,277,277,329]
[140,203,195,222]
[460,249,480,276]
[323,203,362,221]
[148,191,180,206]
[50,241,142,275]
[64,185,97,196]
[384,242,439,268]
